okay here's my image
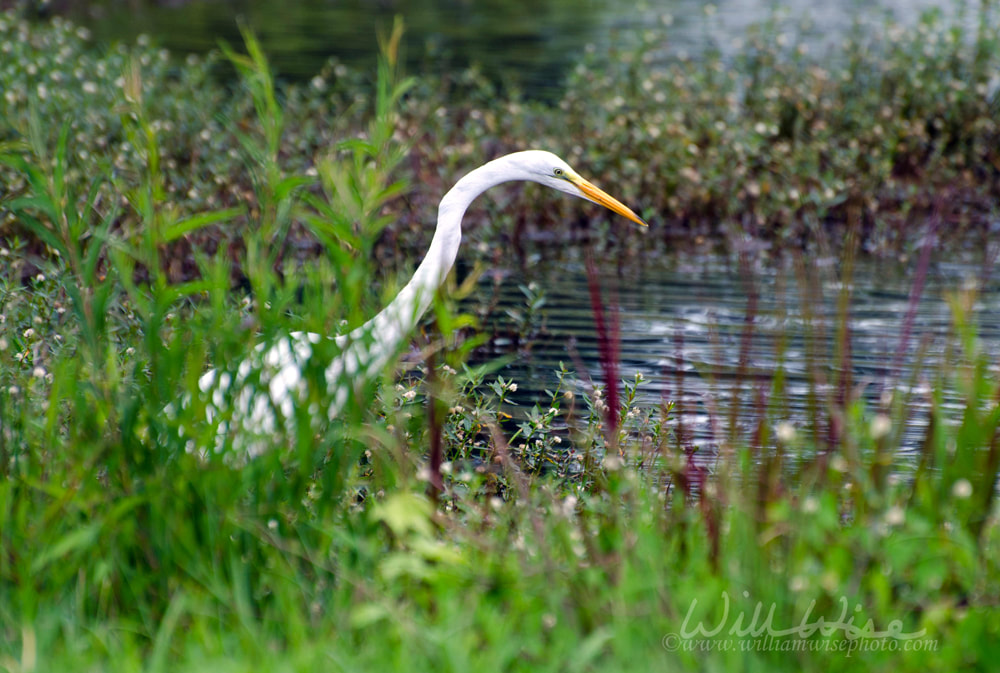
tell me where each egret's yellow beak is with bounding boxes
[569,174,647,227]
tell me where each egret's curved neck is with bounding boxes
[331,155,520,379]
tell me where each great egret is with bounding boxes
[199,150,645,454]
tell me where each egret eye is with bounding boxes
[553,167,565,177]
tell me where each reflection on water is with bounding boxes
[50,0,972,98]
[471,251,1000,454]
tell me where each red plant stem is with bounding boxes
[585,253,620,436]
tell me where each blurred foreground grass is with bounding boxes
[0,8,999,672]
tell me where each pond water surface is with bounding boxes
[469,247,1000,455]
[49,0,978,98]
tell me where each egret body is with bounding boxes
[200,150,645,453]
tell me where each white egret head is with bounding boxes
[508,150,647,227]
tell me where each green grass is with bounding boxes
[1,9,1000,672]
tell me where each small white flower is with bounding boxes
[776,422,796,443]
[884,505,905,526]
[802,495,819,514]
[952,479,973,499]
[402,390,417,401]
[870,414,892,439]
[603,455,623,471]
[82,81,98,94]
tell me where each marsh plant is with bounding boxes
[2,6,999,267]
[0,10,998,673]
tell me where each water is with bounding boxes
[470,250,1000,453]
[47,0,976,99]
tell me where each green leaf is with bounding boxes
[349,602,392,629]
[378,552,431,582]
[336,138,378,157]
[6,195,58,223]
[52,121,70,199]
[31,522,101,573]
[272,174,314,202]
[8,211,63,254]
[570,627,613,670]
[162,206,244,242]
[372,492,434,538]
